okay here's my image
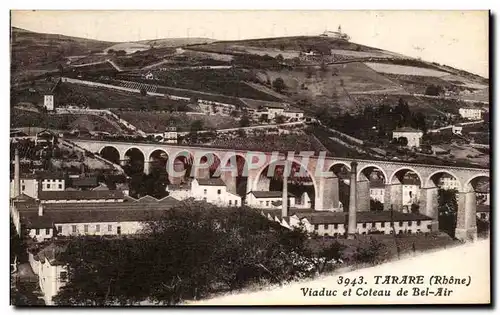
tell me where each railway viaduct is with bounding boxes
[70,139,490,241]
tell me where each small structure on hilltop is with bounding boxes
[319,25,350,41]
[392,127,424,148]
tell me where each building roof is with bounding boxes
[477,204,490,213]
[250,191,296,198]
[19,198,181,228]
[240,98,288,110]
[195,178,226,186]
[38,190,125,201]
[294,211,432,224]
[285,107,304,113]
[393,127,422,133]
[92,183,109,191]
[30,242,67,266]
[71,176,99,187]
[12,193,37,203]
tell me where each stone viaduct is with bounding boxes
[71,139,490,241]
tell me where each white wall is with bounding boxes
[28,252,66,305]
[191,179,241,207]
[370,188,385,203]
[247,193,296,209]
[41,179,65,191]
[55,221,146,237]
[44,95,54,111]
[10,178,38,198]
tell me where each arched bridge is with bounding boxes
[71,138,490,241]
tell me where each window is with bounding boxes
[96,224,100,232]
[21,185,25,191]
[57,226,62,233]
[47,184,51,189]
[390,222,394,227]
[362,223,366,228]
[108,224,112,232]
[416,220,421,226]
[408,221,413,226]
[324,224,328,229]
[58,184,62,189]
[235,200,238,206]
[399,222,403,227]
[35,229,40,235]
[333,223,338,229]
[84,225,89,233]
[229,200,232,205]
[72,225,77,233]
[314,224,319,230]
[203,197,207,201]
[117,226,121,235]
[480,213,486,220]
[266,201,270,206]
[381,222,386,228]
[59,271,68,282]
[217,189,221,195]
[204,189,207,195]
[45,228,50,235]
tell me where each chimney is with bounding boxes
[38,203,44,216]
[347,161,358,239]
[281,160,289,218]
[13,148,20,197]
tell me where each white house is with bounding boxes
[402,177,420,212]
[168,178,241,207]
[392,127,424,148]
[452,125,463,135]
[246,191,296,209]
[10,173,66,199]
[44,94,55,111]
[439,174,460,191]
[28,242,68,305]
[459,107,483,120]
[369,181,385,204]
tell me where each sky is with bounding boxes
[11,10,489,77]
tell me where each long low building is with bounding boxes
[11,194,180,242]
[260,208,434,236]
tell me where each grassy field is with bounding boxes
[365,62,450,77]
[11,27,113,73]
[55,82,191,110]
[195,36,384,54]
[11,108,120,133]
[114,111,240,132]
[154,68,282,101]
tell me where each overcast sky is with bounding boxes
[11,10,489,77]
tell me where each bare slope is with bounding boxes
[11,27,114,71]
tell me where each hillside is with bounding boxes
[11,27,114,73]
[136,37,215,48]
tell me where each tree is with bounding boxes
[398,137,408,147]
[107,49,115,55]
[275,54,284,62]
[140,88,147,96]
[274,115,286,124]
[115,50,126,57]
[272,78,286,93]
[353,238,385,265]
[438,188,458,238]
[370,199,384,212]
[190,120,204,133]
[425,84,444,96]
[239,115,250,128]
[237,129,246,138]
